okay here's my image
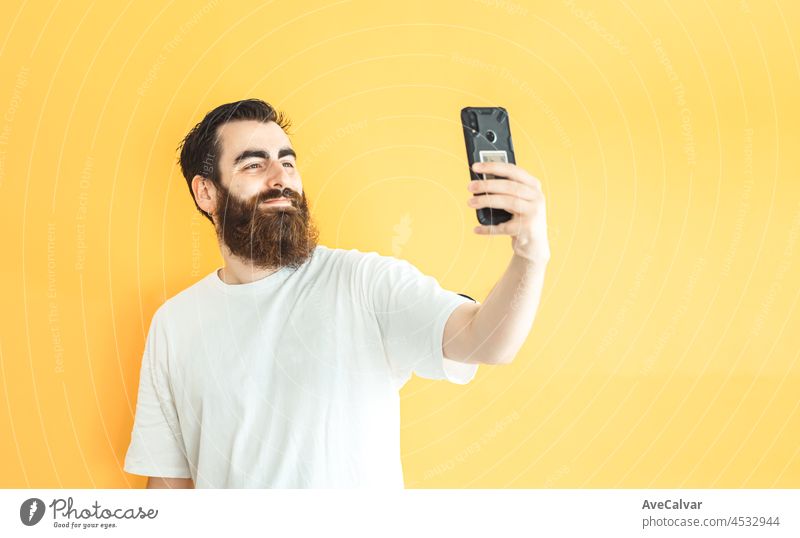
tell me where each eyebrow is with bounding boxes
[232,146,297,165]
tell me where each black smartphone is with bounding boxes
[460,106,516,226]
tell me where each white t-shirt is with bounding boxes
[123,245,479,488]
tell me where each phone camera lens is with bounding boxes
[468,112,478,130]
[486,130,496,143]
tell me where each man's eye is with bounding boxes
[245,163,261,170]
[282,162,294,168]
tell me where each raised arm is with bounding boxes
[444,160,551,365]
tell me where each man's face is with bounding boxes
[212,120,319,269]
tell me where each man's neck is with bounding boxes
[218,247,281,285]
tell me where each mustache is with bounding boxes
[256,187,302,205]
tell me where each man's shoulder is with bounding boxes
[320,245,407,267]
[306,246,414,293]
[311,244,388,269]
[153,271,217,323]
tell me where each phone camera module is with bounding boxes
[486,130,497,143]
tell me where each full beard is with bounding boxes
[214,184,320,270]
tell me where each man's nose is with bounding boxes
[265,160,290,190]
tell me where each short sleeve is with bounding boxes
[123,309,192,479]
[359,252,480,386]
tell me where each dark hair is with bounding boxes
[177,99,293,223]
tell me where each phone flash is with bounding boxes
[478,150,508,179]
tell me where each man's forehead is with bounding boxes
[217,120,291,159]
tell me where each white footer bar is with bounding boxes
[2,489,797,537]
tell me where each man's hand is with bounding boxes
[467,161,551,264]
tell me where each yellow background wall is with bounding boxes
[0,0,798,488]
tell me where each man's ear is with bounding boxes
[191,175,217,217]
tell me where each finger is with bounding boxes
[474,220,521,235]
[471,161,520,182]
[468,193,533,215]
[468,179,539,200]
[472,161,541,188]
